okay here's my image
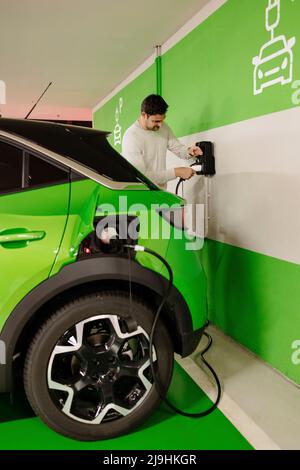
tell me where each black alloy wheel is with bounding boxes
[24,291,173,441]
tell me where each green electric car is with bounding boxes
[0,118,207,441]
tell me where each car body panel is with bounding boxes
[0,183,70,331]
[95,185,205,330]
[50,179,101,276]
[160,229,207,331]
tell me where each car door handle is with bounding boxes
[0,230,46,244]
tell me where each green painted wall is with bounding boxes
[94,0,300,140]
[93,0,300,384]
[93,64,156,149]
[201,240,300,385]
[163,0,300,136]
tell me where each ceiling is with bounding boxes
[0,0,209,119]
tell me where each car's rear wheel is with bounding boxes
[24,291,173,441]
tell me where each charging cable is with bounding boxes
[175,163,203,196]
[175,178,184,196]
[125,244,222,418]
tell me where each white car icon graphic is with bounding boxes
[252,35,296,95]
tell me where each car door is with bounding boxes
[0,140,70,330]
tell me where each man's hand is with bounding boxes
[188,145,203,157]
[175,167,196,180]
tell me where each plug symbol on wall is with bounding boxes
[114,97,123,146]
[266,0,281,38]
[252,0,296,95]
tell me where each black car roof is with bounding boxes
[0,118,158,190]
[0,117,109,140]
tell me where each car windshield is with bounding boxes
[0,120,158,190]
[260,38,286,58]
[62,131,159,190]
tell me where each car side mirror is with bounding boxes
[252,56,259,66]
[288,37,296,49]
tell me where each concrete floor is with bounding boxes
[176,325,300,450]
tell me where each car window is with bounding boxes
[0,141,22,194]
[261,38,285,58]
[76,134,158,189]
[26,153,69,188]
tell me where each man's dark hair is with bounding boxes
[141,94,168,115]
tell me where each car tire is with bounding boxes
[24,291,174,441]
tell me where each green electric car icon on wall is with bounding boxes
[252,35,296,95]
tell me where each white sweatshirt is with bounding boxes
[122,120,191,189]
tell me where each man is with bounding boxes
[122,94,202,190]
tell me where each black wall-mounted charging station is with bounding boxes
[195,141,215,176]
[175,141,216,195]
